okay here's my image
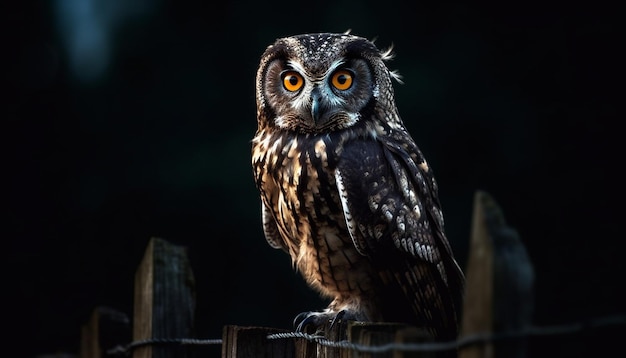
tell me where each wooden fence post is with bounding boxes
[133,237,196,358]
[222,325,294,358]
[459,191,534,358]
[80,307,102,358]
[347,321,433,358]
[80,306,130,358]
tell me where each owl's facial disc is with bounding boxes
[269,58,372,133]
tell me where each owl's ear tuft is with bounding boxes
[390,70,403,84]
[380,45,403,84]
[380,44,395,61]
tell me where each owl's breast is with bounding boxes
[267,133,345,242]
[252,130,376,297]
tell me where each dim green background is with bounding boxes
[5,1,622,356]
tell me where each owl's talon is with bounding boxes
[328,310,347,330]
[294,309,356,333]
[294,310,330,333]
[293,311,312,331]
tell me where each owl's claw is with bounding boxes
[293,309,355,333]
[328,310,347,330]
[294,310,327,333]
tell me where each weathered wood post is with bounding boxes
[221,325,294,358]
[80,307,103,358]
[133,237,196,358]
[459,191,534,358]
[80,306,130,358]
[347,321,433,358]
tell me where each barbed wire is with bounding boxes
[105,313,626,356]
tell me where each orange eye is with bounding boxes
[282,71,304,92]
[331,70,353,90]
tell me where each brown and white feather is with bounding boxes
[251,33,465,345]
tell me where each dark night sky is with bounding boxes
[5,1,623,357]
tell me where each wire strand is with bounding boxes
[105,313,626,356]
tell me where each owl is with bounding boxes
[251,32,465,345]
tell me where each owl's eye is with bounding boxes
[282,71,304,92]
[331,70,353,90]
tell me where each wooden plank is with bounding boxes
[459,191,534,358]
[219,321,435,358]
[393,326,434,358]
[133,237,196,358]
[460,191,495,358]
[80,306,130,358]
[294,333,318,358]
[348,321,433,358]
[322,319,346,358]
[348,322,413,358]
[80,308,101,358]
[221,325,294,358]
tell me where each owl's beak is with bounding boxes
[310,88,326,124]
[311,97,321,123]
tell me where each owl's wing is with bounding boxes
[261,202,289,252]
[335,135,464,291]
[336,136,464,339]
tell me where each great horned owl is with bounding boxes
[251,32,465,345]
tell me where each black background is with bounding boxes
[5,1,623,357]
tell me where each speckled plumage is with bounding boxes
[251,32,465,345]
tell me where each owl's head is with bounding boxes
[256,32,400,134]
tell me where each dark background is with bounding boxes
[5,1,623,357]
